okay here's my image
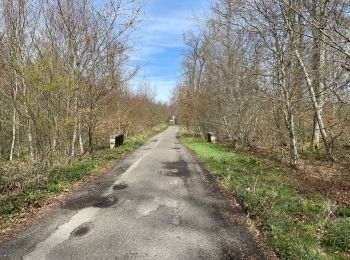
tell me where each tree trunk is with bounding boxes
[294,49,336,161]
[70,97,78,158]
[312,115,320,149]
[27,118,34,162]
[52,116,58,152]
[282,99,298,167]
[289,112,298,167]
[78,120,84,155]
[311,0,326,150]
[9,106,16,161]
[10,74,19,161]
[22,77,34,162]
[88,125,93,154]
[71,121,77,158]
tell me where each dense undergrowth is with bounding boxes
[0,126,166,220]
[182,137,350,260]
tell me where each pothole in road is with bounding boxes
[63,194,119,210]
[70,222,93,238]
[113,182,128,190]
[164,169,180,177]
[94,195,119,208]
[163,160,190,178]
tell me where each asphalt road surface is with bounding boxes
[0,127,265,260]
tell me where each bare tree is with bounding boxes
[0,0,170,165]
[175,0,349,166]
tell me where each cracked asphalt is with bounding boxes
[0,126,265,260]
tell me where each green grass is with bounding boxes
[0,128,166,219]
[163,121,176,127]
[182,137,350,260]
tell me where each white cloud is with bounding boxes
[129,0,210,102]
[133,9,198,61]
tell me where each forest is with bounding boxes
[0,0,169,163]
[0,0,170,221]
[174,0,349,167]
[174,1,349,257]
[0,0,349,258]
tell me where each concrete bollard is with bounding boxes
[110,133,124,149]
[207,132,216,143]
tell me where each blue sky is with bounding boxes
[130,0,210,103]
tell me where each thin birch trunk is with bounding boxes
[9,106,16,161]
[52,116,58,152]
[22,78,34,162]
[70,97,78,158]
[312,116,320,149]
[9,74,19,161]
[288,112,298,166]
[27,116,34,162]
[78,119,84,154]
[71,120,77,158]
[294,49,336,161]
[16,123,20,157]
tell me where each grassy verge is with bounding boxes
[163,121,176,127]
[0,126,166,220]
[182,137,350,260]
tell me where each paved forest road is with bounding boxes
[0,127,265,260]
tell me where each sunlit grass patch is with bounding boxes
[182,137,350,260]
